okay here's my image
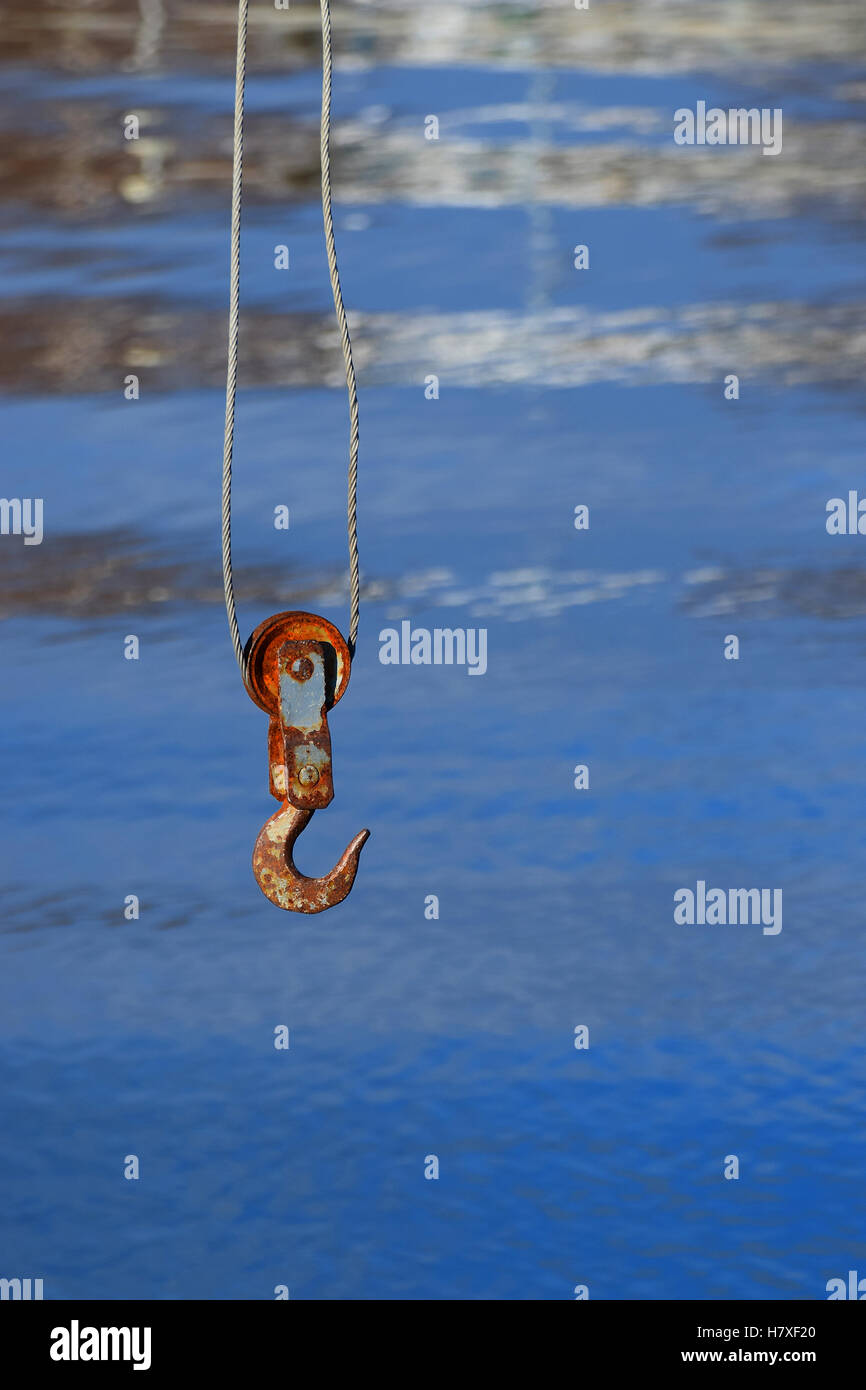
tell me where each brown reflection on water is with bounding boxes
[0,527,339,619]
[2,111,865,222]
[0,1,863,404]
[4,526,866,628]
[682,566,866,621]
[1,298,864,396]
[4,1,865,75]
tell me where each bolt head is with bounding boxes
[298,764,320,786]
[290,656,314,682]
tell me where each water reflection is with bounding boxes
[1,299,863,394]
[4,1,865,75]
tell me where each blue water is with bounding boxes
[1,4,865,1300]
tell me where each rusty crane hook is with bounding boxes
[244,612,370,914]
[253,804,369,914]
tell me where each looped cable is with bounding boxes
[222,0,361,679]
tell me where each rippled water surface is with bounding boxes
[1,0,865,1300]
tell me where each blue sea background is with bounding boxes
[1,0,865,1299]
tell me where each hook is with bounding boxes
[253,804,369,914]
[244,611,369,914]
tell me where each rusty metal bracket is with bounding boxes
[243,611,369,914]
[274,640,335,810]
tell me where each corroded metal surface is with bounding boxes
[275,641,334,811]
[252,804,369,915]
[244,610,351,715]
[244,612,368,914]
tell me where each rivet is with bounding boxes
[290,656,314,682]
